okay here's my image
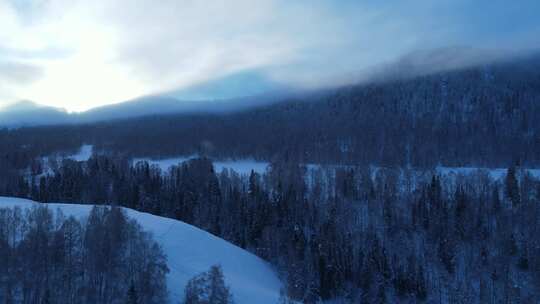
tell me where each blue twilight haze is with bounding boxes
[0,0,539,111]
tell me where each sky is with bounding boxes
[0,0,539,112]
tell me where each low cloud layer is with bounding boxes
[1,0,539,111]
[0,61,43,84]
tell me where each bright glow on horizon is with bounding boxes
[1,0,539,112]
[25,50,148,112]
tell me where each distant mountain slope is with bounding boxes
[0,197,282,304]
[3,52,540,167]
[167,69,289,101]
[0,92,295,127]
[0,70,293,127]
[82,52,540,167]
[1,48,519,128]
[0,100,70,127]
[77,93,287,123]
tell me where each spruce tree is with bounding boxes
[41,289,51,304]
[127,281,139,304]
[183,265,233,304]
[208,265,233,304]
[505,166,520,206]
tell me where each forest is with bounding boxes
[1,153,539,303]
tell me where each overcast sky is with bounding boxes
[1,0,539,112]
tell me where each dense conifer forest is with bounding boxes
[1,153,540,302]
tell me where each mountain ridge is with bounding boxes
[2,49,539,128]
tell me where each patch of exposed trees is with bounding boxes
[183,265,233,304]
[0,205,168,304]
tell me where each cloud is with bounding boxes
[1,0,539,111]
[0,61,43,84]
[0,59,43,105]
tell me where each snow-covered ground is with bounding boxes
[0,197,282,304]
[32,145,95,179]
[214,159,269,175]
[65,144,94,161]
[133,156,195,171]
[134,156,270,175]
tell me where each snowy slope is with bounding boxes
[0,197,282,304]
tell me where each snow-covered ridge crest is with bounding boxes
[0,197,282,304]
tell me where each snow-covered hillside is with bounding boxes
[0,197,282,304]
